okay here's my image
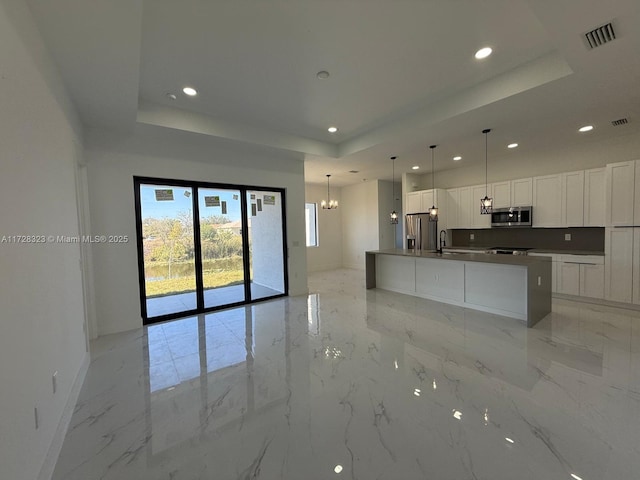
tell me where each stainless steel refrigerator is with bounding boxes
[405,213,437,251]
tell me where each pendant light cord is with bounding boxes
[483,129,491,196]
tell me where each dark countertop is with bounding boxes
[367,248,551,266]
[443,246,604,256]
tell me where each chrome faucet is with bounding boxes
[438,229,447,253]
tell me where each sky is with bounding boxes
[140,184,244,221]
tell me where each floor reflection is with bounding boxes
[52,270,640,480]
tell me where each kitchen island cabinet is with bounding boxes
[366,249,551,327]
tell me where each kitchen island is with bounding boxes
[365,249,552,327]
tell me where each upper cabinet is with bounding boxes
[446,188,460,229]
[491,181,511,209]
[511,178,533,207]
[605,160,635,226]
[584,167,605,227]
[533,174,563,227]
[491,178,533,209]
[406,191,422,214]
[561,170,585,227]
[458,186,472,228]
[405,189,448,227]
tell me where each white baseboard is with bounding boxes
[38,352,90,480]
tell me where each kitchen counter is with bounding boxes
[442,246,604,256]
[366,249,551,327]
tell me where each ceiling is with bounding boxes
[26,0,640,186]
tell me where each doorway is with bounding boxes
[134,177,288,324]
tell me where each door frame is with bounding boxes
[133,176,288,325]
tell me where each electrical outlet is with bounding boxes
[52,371,58,394]
[565,233,571,241]
[470,233,475,240]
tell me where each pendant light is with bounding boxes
[428,145,438,222]
[480,128,493,214]
[390,156,398,224]
[321,174,338,209]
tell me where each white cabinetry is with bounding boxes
[405,189,448,228]
[512,178,533,206]
[406,191,422,214]
[580,263,605,299]
[533,174,562,227]
[491,181,511,209]
[584,168,606,227]
[605,160,635,226]
[491,178,533,209]
[557,254,604,298]
[561,171,584,226]
[605,227,634,303]
[471,184,491,228]
[458,186,472,228]
[446,188,460,229]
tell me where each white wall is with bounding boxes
[250,190,285,291]
[304,184,343,272]
[341,181,381,269]
[0,1,88,479]
[85,126,308,336]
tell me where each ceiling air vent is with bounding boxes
[611,118,628,126]
[584,22,615,49]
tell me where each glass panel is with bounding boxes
[140,184,197,317]
[246,190,285,300]
[198,188,245,308]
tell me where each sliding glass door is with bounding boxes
[139,183,197,318]
[134,177,287,324]
[246,190,286,300]
[198,187,246,309]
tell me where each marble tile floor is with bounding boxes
[52,269,640,480]
[146,282,283,318]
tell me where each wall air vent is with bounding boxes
[349,170,359,173]
[611,118,628,126]
[584,22,615,49]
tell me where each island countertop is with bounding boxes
[365,249,552,327]
[367,248,551,266]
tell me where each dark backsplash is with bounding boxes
[451,227,604,252]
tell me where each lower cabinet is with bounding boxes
[531,253,604,299]
[557,256,604,299]
[605,227,634,303]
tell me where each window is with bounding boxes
[305,203,318,247]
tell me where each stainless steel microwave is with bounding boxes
[490,206,532,227]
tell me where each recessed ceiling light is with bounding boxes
[507,143,518,149]
[334,465,343,474]
[412,166,420,170]
[453,156,462,161]
[328,126,338,133]
[317,70,330,79]
[182,86,197,96]
[579,125,594,132]
[166,93,177,100]
[475,47,493,59]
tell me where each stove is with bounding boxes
[485,247,532,255]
